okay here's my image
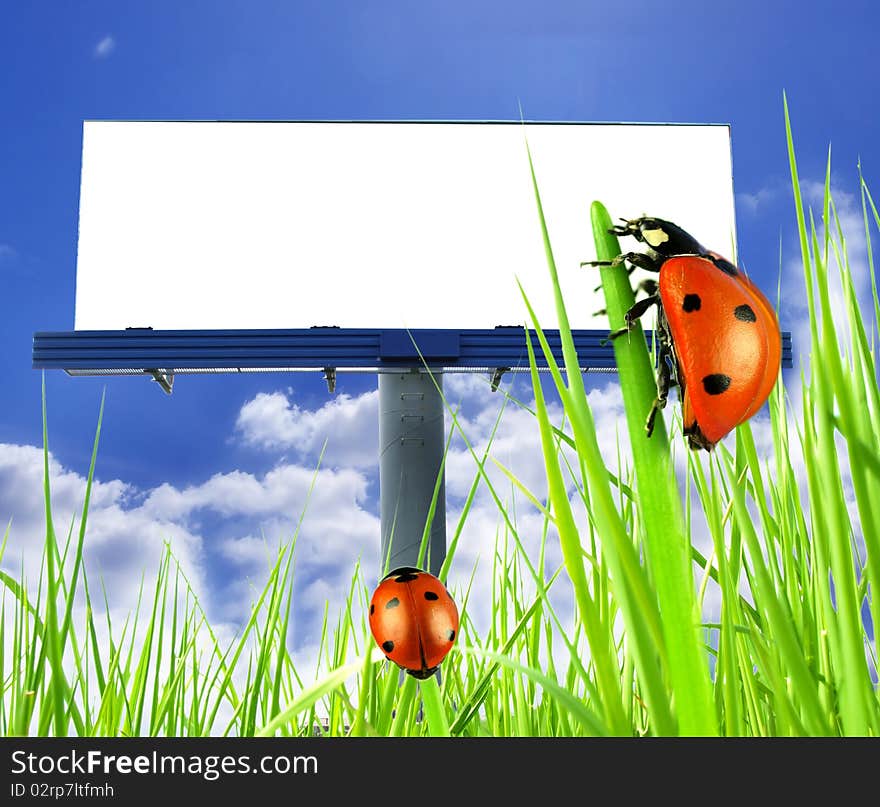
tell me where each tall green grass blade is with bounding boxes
[591,200,718,736]
[419,675,451,737]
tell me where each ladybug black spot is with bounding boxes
[424,591,439,601]
[447,629,456,642]
[382,640,394,653]
[734,304,757,322]
[682,294,702,312]
[385,597,400,609]
[702,374,732,395]
[370,604,374,615]
[394,572,419,583]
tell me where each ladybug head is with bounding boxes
[611,216,706,258]
[381,565,425,583]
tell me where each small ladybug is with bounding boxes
[590,216,782,452]
[368,566,459,680]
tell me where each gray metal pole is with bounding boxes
[378,371,447,580]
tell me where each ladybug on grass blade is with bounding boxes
[369,567,459,680]
[589,216,782,452]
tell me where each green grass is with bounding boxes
[2,108,878,736]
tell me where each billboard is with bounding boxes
[72,121,737,333]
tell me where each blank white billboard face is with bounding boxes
[74,121,736,331]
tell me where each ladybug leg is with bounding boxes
[581,252,661,273]
[620,252,663,274]
[582,252,663,293]
[646,354,673,437]
[602,294,659,344]
[580,257,625,269]
[636,278,659,296]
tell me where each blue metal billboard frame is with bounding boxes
[32,326,794,391]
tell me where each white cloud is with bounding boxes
[0,442,208,658]
[444,372,503,403]
[0,436,379,634]
[736,183,783,216]
[142,464,369,520]
[219,533,276,568]
[93,35,116,59]
[135,463,379,636]
[235,389,379,469]
[443,376,630,507]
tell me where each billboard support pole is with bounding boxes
[378,370,447,582]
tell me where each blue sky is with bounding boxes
[2,1,879,663]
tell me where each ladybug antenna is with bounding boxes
[609,217,640,238]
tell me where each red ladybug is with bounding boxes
[592,216,782,451]
[368,566,459,680]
